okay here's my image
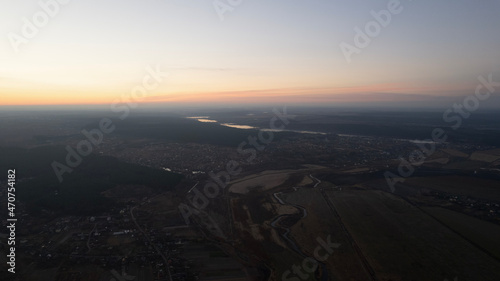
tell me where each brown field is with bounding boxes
[423,207,500,260]
[443,160,486,170]
[470,151,500,162]
[441,148,469,158]
[341,167,371,173]
[228,166,326,194]
[297,175,314,186]
[283,187,373,281]
[229,168,372,280]
[230,198,286,248]
[228,170,292,194]
[482,148,500,155]
[424,157,449,164]
[326,189,500,280]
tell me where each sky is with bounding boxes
[1,0,499,107]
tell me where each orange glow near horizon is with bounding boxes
[1,90,115,106]
[0,82,474,106]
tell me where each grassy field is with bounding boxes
[326,189,500,281]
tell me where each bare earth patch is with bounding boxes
[470,149,500,162]
[228,171,291,194]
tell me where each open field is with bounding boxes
[284,187,374,281]
[228,172,291,194]
[341,167,371,173]
[297,175,314,186]
[470,149,500,163]
[228,168,373,280]
[441,149,469,158]
[326,189,500,280]
[424,158,449,164]
[443,160,488,170]
[228,166,326,194]
[423,207,500,260]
